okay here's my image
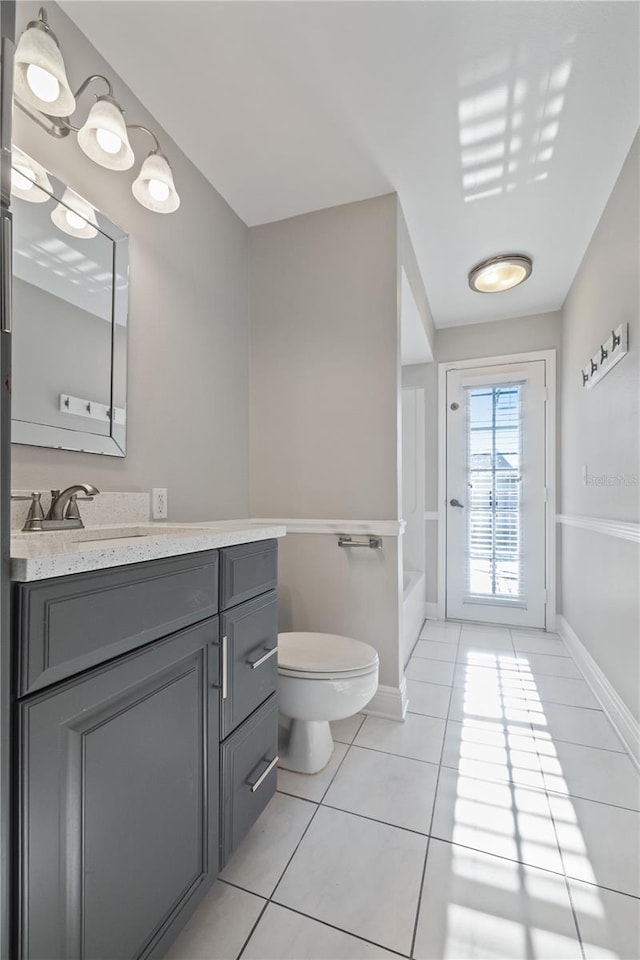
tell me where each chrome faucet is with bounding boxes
[17,483,100,531]
[47,484,100,522]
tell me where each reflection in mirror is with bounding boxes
[11,148,128,456]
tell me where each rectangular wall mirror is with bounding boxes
[11,148,128,456]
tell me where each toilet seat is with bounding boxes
[278,632,379,681]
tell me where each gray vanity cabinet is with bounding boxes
[17,617,220,960]
[13,539,280,959]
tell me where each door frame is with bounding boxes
[437,349,557,629]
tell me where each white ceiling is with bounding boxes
[61,1,639,328]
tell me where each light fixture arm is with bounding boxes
[61,76,116,133]
[126,124,161,154]
[73,74,113,103]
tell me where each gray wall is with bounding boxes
[403,311,562,604]
[11,1,250,521]
[249,195,404,691]
[559,132,639,722]
[249,194,399,520]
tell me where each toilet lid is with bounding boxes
[277,632,379,675]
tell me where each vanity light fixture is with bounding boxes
[14,7,180,214]
[468,254,533,293]
[10,147,52,202]
[51,187,99,239]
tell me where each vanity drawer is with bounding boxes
[16,551,219,696]
[220,693,278,867]
[220,590,278,738]
[220,539,277,610]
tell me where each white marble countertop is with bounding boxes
[11,520,286,582]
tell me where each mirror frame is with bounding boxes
[11,152,129,457]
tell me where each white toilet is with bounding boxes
[277,631,379,774]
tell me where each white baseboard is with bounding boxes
[557,615,640,770]
[363,678,408,722]
[424,602,440,621]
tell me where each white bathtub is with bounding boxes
[402,568,425,668]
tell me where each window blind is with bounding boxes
[464,382,523,604]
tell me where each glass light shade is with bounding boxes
[10,148,52,202]
[77,96,135,171]
[132,152,180,213]
[14,19,76,117]
[469,255,533,293]
[51,188,98,239]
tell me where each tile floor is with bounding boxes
[168,621,640,960]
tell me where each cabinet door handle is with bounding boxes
[1,213,11,334]
[246,646,278,669]
[247,755,279,793]
[221,635,228,700]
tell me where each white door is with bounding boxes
[445,360,547,628]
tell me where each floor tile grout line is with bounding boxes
[317,800,440,840]
[266,900,411,959]
[228,885,411,960]
[351,737,444,768]
[409,660,456,959]
[234,898,270,960]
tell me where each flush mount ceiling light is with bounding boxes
[468,254,533,294]
[51,187,99,239]
[10,147,52,202]
[14,6,180,214]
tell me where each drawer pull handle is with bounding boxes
[248,755,279,793]
[222,635,228,700]
[246,646,278,669]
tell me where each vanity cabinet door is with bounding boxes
[220,590,278,739]
[18,618,220,960]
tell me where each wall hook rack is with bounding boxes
[581,323,628,389]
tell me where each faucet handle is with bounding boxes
[65,494,94,521]
[12,492,45,524]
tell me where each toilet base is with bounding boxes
[279,718,334,774]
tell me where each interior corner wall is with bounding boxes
[403,311,563,607]
[11,1,250,521]
[559,131,639,723]
[397,204,436,354]
[249,194,399,520]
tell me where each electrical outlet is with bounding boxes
[152,488,168,520]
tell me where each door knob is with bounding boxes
[449,499,465,508]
